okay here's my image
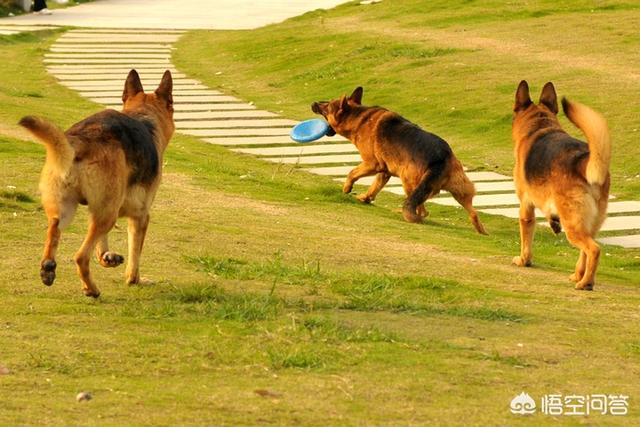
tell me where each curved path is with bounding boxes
[1,12,639,248]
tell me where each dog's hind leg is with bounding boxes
[40,199,76,287]
[357,172,390,203]
[564,228,600,291]
[444,169,487,235]
[512,203,536,267]
[343,162,378,194]
[570,250,587,283]
[95,235,124,268]
[74,212,118,297]
[125,213,150,285]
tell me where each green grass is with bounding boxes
[0,5,640,426]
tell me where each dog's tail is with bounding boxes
[402,162,446,223]
[19,116,73,173]
[561,98,611,186]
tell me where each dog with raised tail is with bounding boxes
[511,81,611,290]
[19,69,175,297]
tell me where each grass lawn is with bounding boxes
[1,2,640,425]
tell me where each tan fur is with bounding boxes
[19,70,175,297]
[563,99,611,186]
[511,81,610,290]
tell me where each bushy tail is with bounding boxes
[561,98,610,186]
[19,116,73,173]
[402,162,446,223]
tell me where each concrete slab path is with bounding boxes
[3,0,347,30]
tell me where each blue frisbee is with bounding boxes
[290,118,330,143]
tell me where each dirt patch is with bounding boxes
[161,172,289,217]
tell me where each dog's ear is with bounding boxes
[155,70,173,105]
[349,87,363,104]
[539,82,558,114]
[514,80,532,111]
[122,69,144,103]
[336,95,349,117]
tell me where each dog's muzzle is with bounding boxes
[311,102,322,114]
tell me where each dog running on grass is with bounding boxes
[312,87,487,234]
[511,81,610,290]
[19,69,175,297]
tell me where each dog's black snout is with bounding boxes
[311,102,321,114]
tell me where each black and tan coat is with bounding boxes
[20,69,175,297]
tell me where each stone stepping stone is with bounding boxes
[307,166,363,176]
[44,58,172,64]
[72,29,185,34]
[107,103,257,112]
[64,82,207,91]
[234,144,357,156]
[600,216,640,232]
[465,171,511,182]
[50,46,172,53]
[606,200,640,214]
[55,73,184,81]
[263,154,362,165]
[55,34,182,43]
[203,135,346,146]
[92,95,239,104]
[45,53,171,59]
[47,67,181,75]
[175,110,278,120]
[479,207,544,219]
[598,235,640,249]
[480,200,640,220]
[51,44,173,51]
[343,176,402,186]
[80,89,223,97]
[175,118,297,129]
[181,128,291,137]
[474,181,515,193]
[537,215,640,232]
[153,103,257,112]
[435,193,520,207]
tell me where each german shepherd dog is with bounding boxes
[312,87,487,234]
[512,81,610,290]
[19,69,175,297]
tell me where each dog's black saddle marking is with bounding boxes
[524,132,588,182]
[68,110,160,186]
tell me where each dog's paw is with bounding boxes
[512,256,531,267]
[126,273,140,285]
[569,272,583,283]
[83,287,101,298]
[40,259,57,286]
[575,281,594,291]
[356,194,372,204]
[417,206,429,219]
[99,252,124,268]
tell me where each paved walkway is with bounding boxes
[1,3,639,248]
[3,0,346,29]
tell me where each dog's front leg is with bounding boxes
[343,162,378,194]
[512,203,536,267]
[357,172,391,203]
[125,214,150,285]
